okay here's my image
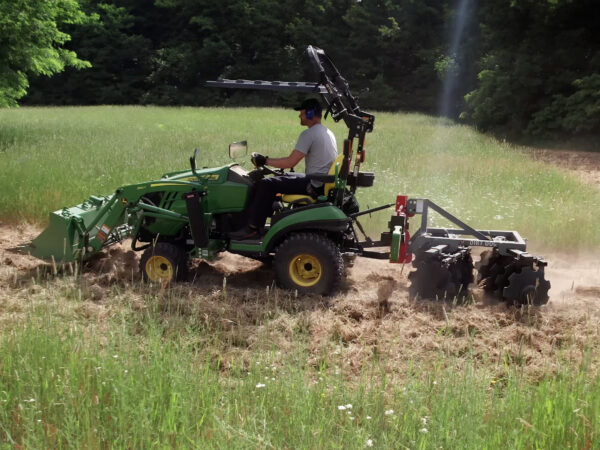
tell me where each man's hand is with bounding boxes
[251,152,268,167]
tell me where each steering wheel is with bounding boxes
[251,152,283,176]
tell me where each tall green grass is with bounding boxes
[1,289,598,448]
[1,106,599,248]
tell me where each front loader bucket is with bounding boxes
[23,194,127,263]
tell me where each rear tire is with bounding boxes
[140,242,188,283]
[274,233,343,295]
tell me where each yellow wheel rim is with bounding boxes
[288,253,322,287]
[145,255,174,282]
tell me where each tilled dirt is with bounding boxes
[527,147,600,189]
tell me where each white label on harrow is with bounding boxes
[415,199,424,214]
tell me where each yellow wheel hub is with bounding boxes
[289,253,322,287]
[145,255,174,282]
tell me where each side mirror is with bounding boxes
[229,140,248,159]
[190,148,198,176]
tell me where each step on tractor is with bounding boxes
[23,46,551,305]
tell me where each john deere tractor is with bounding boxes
[24,46,550,304]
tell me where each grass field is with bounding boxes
[1,275,599,448]
[1,107,600,448]
[1,106,599,247]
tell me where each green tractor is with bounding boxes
[24,46,551,304]
[25,47,379,295]
[25,139,372,295]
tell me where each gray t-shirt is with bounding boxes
[295,123,337,187]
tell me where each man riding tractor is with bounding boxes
[230,98,337,240]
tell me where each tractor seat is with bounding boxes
[280,154,344,205]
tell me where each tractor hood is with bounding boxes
[161,164,237,185]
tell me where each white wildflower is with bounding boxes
[338,405,346,411]
[255,383,266,388]
[366,439,374,447]
[420,427,428,433]
[345,404,352,409]
[366,415,372,420]
[385,409,394,415]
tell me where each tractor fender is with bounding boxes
[264,205,349,253]
[264,219,350,253]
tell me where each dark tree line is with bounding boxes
[19,0,600,141]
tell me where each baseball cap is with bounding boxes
[294,98,322,115]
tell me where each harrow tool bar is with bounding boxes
[407,198,527,255]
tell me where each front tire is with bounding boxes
[140,242,188,283]
[274,233,343,295]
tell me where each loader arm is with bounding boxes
[24,178,206,263]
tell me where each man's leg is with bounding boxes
[249,173,309,229]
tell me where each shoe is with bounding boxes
[229,226,260,240]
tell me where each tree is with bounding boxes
[463,0,600,139]
[0,0,91,107]
[25,1,153,105]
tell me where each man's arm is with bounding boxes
[266,150,305,169]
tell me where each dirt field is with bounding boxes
[1,150,599,380]
[528,147,600,189]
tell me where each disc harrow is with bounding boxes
[408,245,474,301]
[474,249,550,305]
[391,197,551,305]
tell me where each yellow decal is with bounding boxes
[121,197,128,205]
[200,174,220,181]
[179,174,219,182]
[150,183,185,187]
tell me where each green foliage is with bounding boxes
[528,74,600,137]
[21,0,450,113]
[9,0,600,141]
[463,0,600,139]
[25,0,153,105]
[0,0,92,107]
